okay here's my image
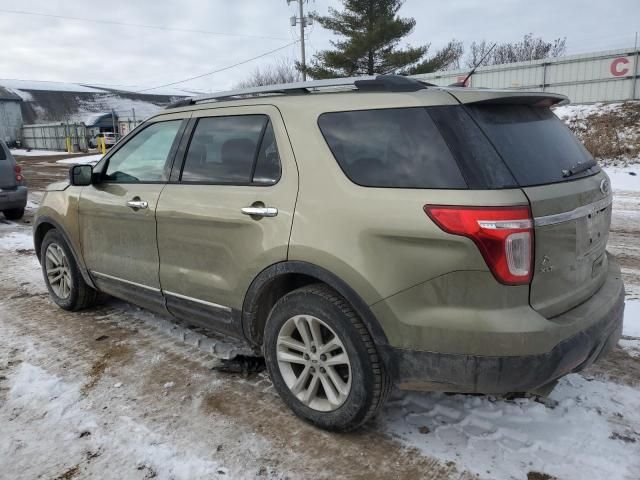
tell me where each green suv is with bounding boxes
[34,75,625,431]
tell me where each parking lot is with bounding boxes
[1,153,639,480]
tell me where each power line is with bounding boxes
[136,41,299,92]
[0,8,288,41]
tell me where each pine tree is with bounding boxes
[302,0,461,79]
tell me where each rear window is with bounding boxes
[318,108,467,189]
[467,104,599,186]
[181,115,281,185]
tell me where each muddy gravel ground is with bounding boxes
[1,156,639,480]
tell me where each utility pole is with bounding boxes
[288,0,313,81]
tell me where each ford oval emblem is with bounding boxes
[600,178,611,196]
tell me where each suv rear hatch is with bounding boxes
[450,92,612,318]
[0,142,18,190]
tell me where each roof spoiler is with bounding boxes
[446,89,569,107]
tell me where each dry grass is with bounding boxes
[562,101,640,166]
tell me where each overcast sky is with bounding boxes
[0,0,638,94]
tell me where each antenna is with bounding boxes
[450,43,496,87]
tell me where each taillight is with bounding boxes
[424,205,533,285]
[14,164,23,182]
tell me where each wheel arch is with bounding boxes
[241,261,389,349]
[34,216,96,289]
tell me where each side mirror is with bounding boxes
[69,164,93,186]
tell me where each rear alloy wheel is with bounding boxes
[276,314,352,411]
[41,229,99,311]
[264,284,391,431]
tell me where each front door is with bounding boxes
[79,116,187,313]
[155,106,298,336]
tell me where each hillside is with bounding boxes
[554,101,640,166]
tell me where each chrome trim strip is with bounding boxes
[533,196,612,227]
[164,290,232,312]
[91,271,161,293]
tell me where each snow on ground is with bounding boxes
[624,300,640,337]
[604,166,640,192]
[56,154,103,165]
[0,231,34,251]
[1,357,228,480]
[11,148,84,157]
[385,374,640,480]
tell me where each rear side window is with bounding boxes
[467,104,598,186]
[428,106,516,189]
[181,115,281,185]
[0,144,6,160]
[318,108,467,189]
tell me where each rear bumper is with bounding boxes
[0,185,27,210]
[381,257,625,393]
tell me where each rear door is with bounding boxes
[156,105,298,336]
[79,115,188,313]
[466,103,611,318]
[0,141,17,190]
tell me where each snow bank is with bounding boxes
[555,101,640,166]
[553,102,620,121]
[11,149,83,157]
[386,374,640,480]
[56,154,103,165]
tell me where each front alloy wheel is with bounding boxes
[45,243,73,299]
[277,314,352,412]
[40,229,99,311]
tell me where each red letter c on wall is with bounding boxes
[610,57,630,77]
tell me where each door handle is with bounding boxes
[126,199,148,210]
[241,206,278,218]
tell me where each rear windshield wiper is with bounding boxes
[562,159,598,178]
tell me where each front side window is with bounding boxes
[318,108,468,189]
[104,120,182,183]
[181,115,281,185]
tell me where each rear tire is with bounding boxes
[41,229,99,311]
[264,283,391,431]
[3,208,25,220]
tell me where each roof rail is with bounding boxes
[166,75,433,109]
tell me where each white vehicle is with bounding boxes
[89,132,117,149]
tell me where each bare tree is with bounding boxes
[466,34,567,68]
[404,40,464,75]
[235,58,302,88]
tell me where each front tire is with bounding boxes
[41,229,99,311]
[264,284,391,431]
[3,208,25,220]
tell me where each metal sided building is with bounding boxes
[0,87,23,145]
[413,48,640,104]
